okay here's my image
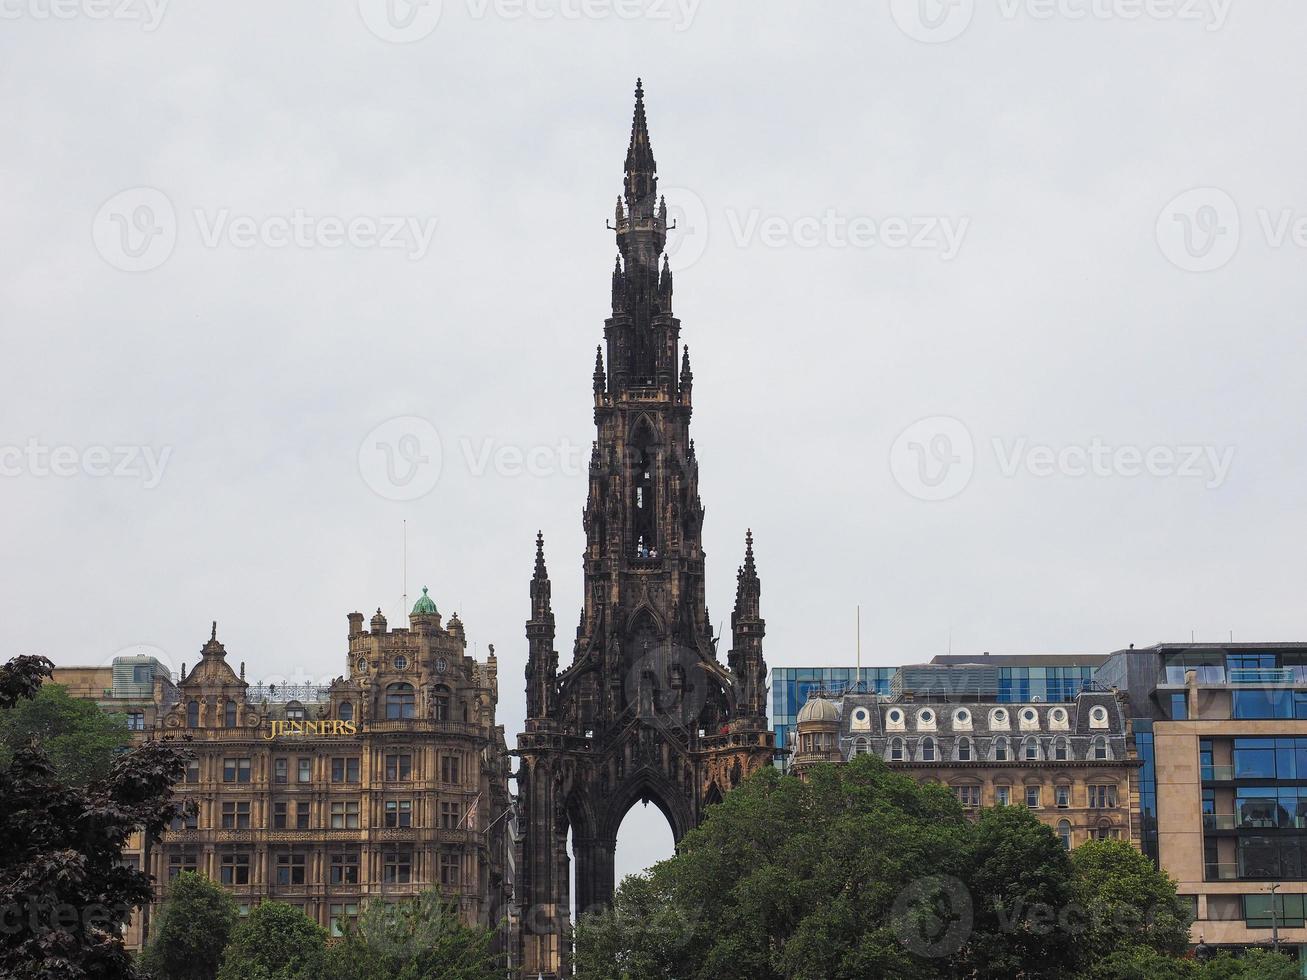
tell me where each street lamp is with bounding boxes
[1269,881,1280,953]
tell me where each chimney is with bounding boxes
[347,611,365,637]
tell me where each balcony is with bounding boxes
[1201,764,1234,782]
[1202,813,1237,831]
[1205,863,1238,881]
[1228,667,1296,685]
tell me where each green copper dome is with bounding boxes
[411,586,439,616]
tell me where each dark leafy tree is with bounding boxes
[322,889,500,980]
[1071,837,1192,966]
[216,900,327,980]
[140,871,239,980]
[0,655,186,980]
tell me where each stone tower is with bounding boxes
[514,80,775,979]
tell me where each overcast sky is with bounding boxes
[4,0,1307,882]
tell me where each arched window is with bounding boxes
[224,700,237,728]
[920,736,937,762]
[1053,736,1070,761]
[186,700,199,728]
[338,701,353,722]
[286,702,305,722]
[956,736,973,762]
[386,683,416,720]
[889,737,905,762]
[1092,736,1110,761]
[1023,737,1041,761]
[1057,819,1072,850]
[853,737,869,757]
[993,736,1009,762]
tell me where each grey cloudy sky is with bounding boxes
[4,0,1307,880]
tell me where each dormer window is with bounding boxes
[286,703,306,722]
[186,700,199,728]
[338,702,354,722]
[224,701,238,728]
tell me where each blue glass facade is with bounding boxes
[771,667,894,757]
[1134,721,1159,861]
[771,661,1099,759]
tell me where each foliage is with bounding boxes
[574,755,1254,980]
[322,889,500,980]
[0,655,186,980]
[1197,949,1301,980]
[216,900,328,980]
[0,681,131,786]
[1072,838,1193,959]
[140,871,239,980]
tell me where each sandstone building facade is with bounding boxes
[54,593,513,952]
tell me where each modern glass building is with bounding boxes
[771,654,1105,760]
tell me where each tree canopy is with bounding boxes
[574,755,1235,980]
[140,871,239,980]
[0,655,186,980]
[216,901,328,980]
[0,679,131,786]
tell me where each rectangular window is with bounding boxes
[1233,690,1294,720]
[439,852,460,887]
[383,851,412,884]
[386,800,413,828]
[952,786,980,808]
[184,759,200,783]
[1089,785,1118,809]
[386,754,413,781]
[171,806,198,831]
[222,758,251,783]
[220,853,250,885]
[1244,894,1307,929]
[275,852,307,885]
[273,758,288,784]
[441,801,462,829]
[995,785,1010,806]
[1025,786,1041,809]
[332,758,361,784]
[330,852,360,885]
[297,758,312,783]
[1169,693,1188,721]
[168,851,197,879]
[1234,739,1280,780]
[330,801,361,830]
[1055,785,1071,809]
[296,801,311,830]
[221,801,251,830]
[329,903,360,938]
[273,801,288,829]
[126,711,145,731]
[441,755,460,785]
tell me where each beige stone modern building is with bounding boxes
[1097,644,1307,959]
[790,661,1139,849]
[53,591,514,955]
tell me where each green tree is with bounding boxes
[323,889,500,980]
[1197,949,1300,980]
[0,680,130,785]
[1071,838,1192,964]
[217,901,327,980]
[0,655,187,980]
[1083,944,1196,980]
[140,871,239,980]
[576,756,978,980]
[957,804,1086,978]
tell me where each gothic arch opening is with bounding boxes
[614,798,676,885]
[629,416,658,557]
